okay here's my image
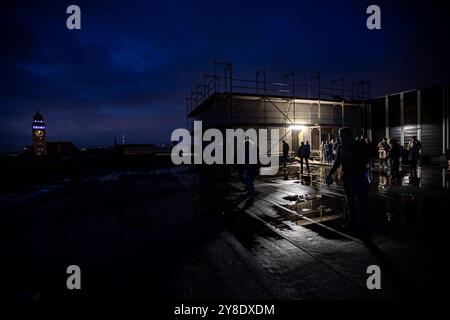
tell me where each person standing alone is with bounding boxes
[408,136,422,177]
[298,141,310,174]
[387,138,401,182]
[326,128,371,236]
[282,140,289,167]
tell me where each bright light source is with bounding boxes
[289,125,306,131]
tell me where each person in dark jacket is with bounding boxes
[282,140,289,167]
[387,138,401,181]
[326,127,371,235]
[361,137,376,176]
[400,145,408,164]
[324,140,332,163]
[305,141,311,158]
[298,141,310,174]
[408,136,422,176]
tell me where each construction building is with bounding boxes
[186,62,370,158]
[186,62,449,162]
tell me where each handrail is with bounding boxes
[187,68,370,117]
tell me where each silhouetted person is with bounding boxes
[362,137,376,177]
[408,136,422,176]
[378,138,389,168]
[326,127,371,235]
[366,138,377,170]
[387,138,401,182]
[282,140,289,167]
[298,141,310,174]
[325,140,333,163]
[332,138,340,160]
[400,145,408,164]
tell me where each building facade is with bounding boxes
[186,64,369,158]
[370,84,450,162]
[188,93,369,157]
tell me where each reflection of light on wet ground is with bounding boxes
[370,193,422,228]
[377,174,389,191]
[266,163,450,231]
[278,192,346,226]
[401,173,422,188]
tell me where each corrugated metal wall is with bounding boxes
[388,95,401,144]
[421,86,443,157]
[371,98,386,143]
[404,91,418,145]
[370,84,449,160]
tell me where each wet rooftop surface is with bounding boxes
[0,162,449,300]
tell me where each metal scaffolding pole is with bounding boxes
[284,70,295,124]
[214,61,233,125]
[331,78,344,99]
[256,67,266,126]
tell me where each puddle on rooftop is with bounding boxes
[277,166,327,187]
[274,190,449,232]
[276,193,346,227]
[256,164,450,231]
[278,163,450,190]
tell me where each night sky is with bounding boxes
[1,0,449,150]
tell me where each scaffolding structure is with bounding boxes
[187,62,370,123]
[186,62,370,156]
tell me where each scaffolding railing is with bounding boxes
[186,62,370,135]
[186,63,370,117]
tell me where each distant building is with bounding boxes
[46,141,79,157]
[115,144,160,156]
[32,110,47,155]
[30,110,79,158]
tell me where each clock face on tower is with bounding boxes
[35,130,44,137]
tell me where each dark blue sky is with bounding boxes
[1,0,449,149]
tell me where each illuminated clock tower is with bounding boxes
[32,110,47,155]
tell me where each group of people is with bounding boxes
[242,130,423,237]
[325,130,424,236]
[324,134,422,182]
[282,140,311,174]
[321,139,340,163]
[377,136,422,180]
[323,135,377,168]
